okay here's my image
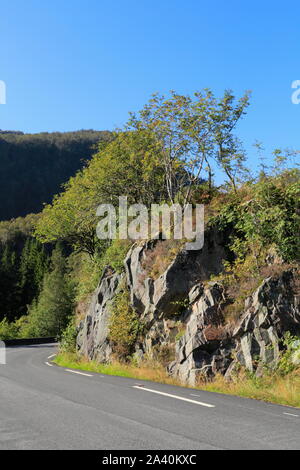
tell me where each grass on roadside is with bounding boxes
[201,371,300,408]
[54,352,180,386]
[54,352,300,408]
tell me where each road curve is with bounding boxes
[0,344,299,450]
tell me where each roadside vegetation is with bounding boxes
[54,348,300,408]
[55,326,300,409]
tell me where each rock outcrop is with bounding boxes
[231,271,300,374]
[170,282,233,385]
[77,267,124,362]
[124,227,228,320]
[77,235,300,386]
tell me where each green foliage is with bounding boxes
[19,238,49,310]
[128,89,250,202]
[0,318,19,340]
[0,236,50,321]
[67,247,107,302]
[68,239,132,303]
[35,130,166,255]
[109,285,142,360]
[0,315,35,340]
[277,333,300,375]
[59,319,77,353]
[171,298,190,316]
[209,169,300,264]
[99,239,132,273]
[0,244,20,321]
[0,213,40,244]
[24,244,75,337]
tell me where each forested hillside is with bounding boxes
[0,129,111,220]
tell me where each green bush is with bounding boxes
[99,239,132,273]
[278,333,300,375]
[109,284,142,360]
[0,318,20,341]
[59,319,77,353]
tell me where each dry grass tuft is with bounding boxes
[54,352,181,386]
[200,369,300,408]
[140,240,183,281]
[204,325,227,341]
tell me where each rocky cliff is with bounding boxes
[77,234,300,386]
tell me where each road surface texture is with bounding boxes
[0,344,299,450]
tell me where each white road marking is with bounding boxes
[133,386,215,408]
[65,369,93,377]
[45,362,53,367]
[283,412,299,417]
[48,354,56,359]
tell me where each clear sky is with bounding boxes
[1,0,300,171]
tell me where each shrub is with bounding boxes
[99,239,132,273]
[59,319,77,353]
[108,284,142,360]
[68,251,104,302]
[0,318,20,341]
[277,333,300,375]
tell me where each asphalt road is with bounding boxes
[0,344,299,450]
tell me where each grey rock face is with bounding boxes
[77,267,124,362]
[171,283,232,385]
[125,228,228,321]
[168,272,299,385]
[231,271,300,374]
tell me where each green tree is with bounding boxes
[25,244,75,337]
[35,130,166,255]
[128,89,251,203]
[0,244,20,321]
[19,238,49,310]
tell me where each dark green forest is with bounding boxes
[0,129,111,220]
[0,129,110,332]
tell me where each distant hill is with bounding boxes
[0,130,111,221]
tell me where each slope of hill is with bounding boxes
[0,130,111,221]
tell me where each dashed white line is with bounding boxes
[65,369,93,377]
[133,386,215,408]
[283,412,299,417]
[45,362,53,367]
[48,354,56,359]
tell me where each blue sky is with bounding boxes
[1,0,300,171]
